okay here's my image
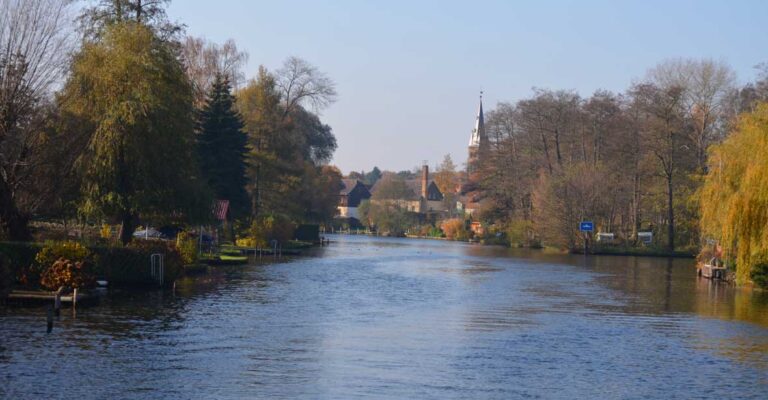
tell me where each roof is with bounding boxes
[340,179,363,196]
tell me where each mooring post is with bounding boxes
[72,288,78,309]
[54,287,62,316]
[46,307,54,333]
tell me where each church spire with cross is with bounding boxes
[467,91,486,175]
[468,91,485,147]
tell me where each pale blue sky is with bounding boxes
[168,0,767,174]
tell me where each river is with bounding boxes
[2,235,767,399]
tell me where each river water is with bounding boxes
[2,235,767,399]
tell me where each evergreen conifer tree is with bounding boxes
[197,74,250,218]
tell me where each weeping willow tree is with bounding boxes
[61,22,209,244]
[700,102,768,285]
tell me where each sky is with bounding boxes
[167,0,768,174]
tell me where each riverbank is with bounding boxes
[572,246,696,258]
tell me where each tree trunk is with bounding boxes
[666,176,675,251]
[0,178,31,241]
[119,211,136,245]
[631,171,640,241]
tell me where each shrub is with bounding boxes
[33,241,91,289]
[248,214,296,247]
[35,241,91,270]
[176,231,198,265]
[40,258,96,290]
[506,220,534,247]
[91,239,183,286]
[127,239,183,277]
[441,218,469,241]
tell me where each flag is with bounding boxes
[212,200,229,221]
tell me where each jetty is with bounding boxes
[697,258,728,281]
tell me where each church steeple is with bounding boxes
[468,92,485,147]
[467,92,486,176]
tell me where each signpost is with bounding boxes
[579,221,594,254]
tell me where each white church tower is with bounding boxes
[467,92,487,175]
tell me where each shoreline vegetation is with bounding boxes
[339,230,697,259]
[0,1,343,299]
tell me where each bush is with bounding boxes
[176,231,198,265]
[91,240,183,286]
[40,258,96,290]
[248,214,296,247]
[506,220,534,247]
[35,241,91,270]
[32,241,92,289]
[441,218,469,241]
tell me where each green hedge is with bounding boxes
[0,240,182,288]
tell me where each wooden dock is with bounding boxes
[698,263,727,280]
[3,289,98,306]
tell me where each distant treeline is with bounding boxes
[473,59,768,283]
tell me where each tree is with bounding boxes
[237,60,338,221]
[197,74,249,218]
[62,22,207,244]
[296,165,343,223]
[276,56,337,116]
[631,83,693,251]
[371,174,415,200]
[434,154,458,213]
[237,67,284,218]
[648,59,737,172]
[182,36,249,107]
[358,200,415,237]
[363,167,382,186]
[0,0,73,240]
[700,102,768,285]
[78,0,182,40]
[434,154,457,193]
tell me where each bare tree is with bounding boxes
[0,0,73,240]
[276,56,337,117]
[648,58,737,172]
[181,36,249,107]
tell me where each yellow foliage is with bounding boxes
[176,231,198,265]
[100,224,112,240]
[441,218,469,241]
[700,102,768,285]
[236,237,257,248]
[35,241,91,270]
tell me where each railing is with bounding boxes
[150,253,164,286]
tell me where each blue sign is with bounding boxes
[579,221,594,232]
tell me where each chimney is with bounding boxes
[421,164,428,199]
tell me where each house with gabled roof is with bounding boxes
[337,179,371,220]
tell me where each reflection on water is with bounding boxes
[1,235,767,399]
